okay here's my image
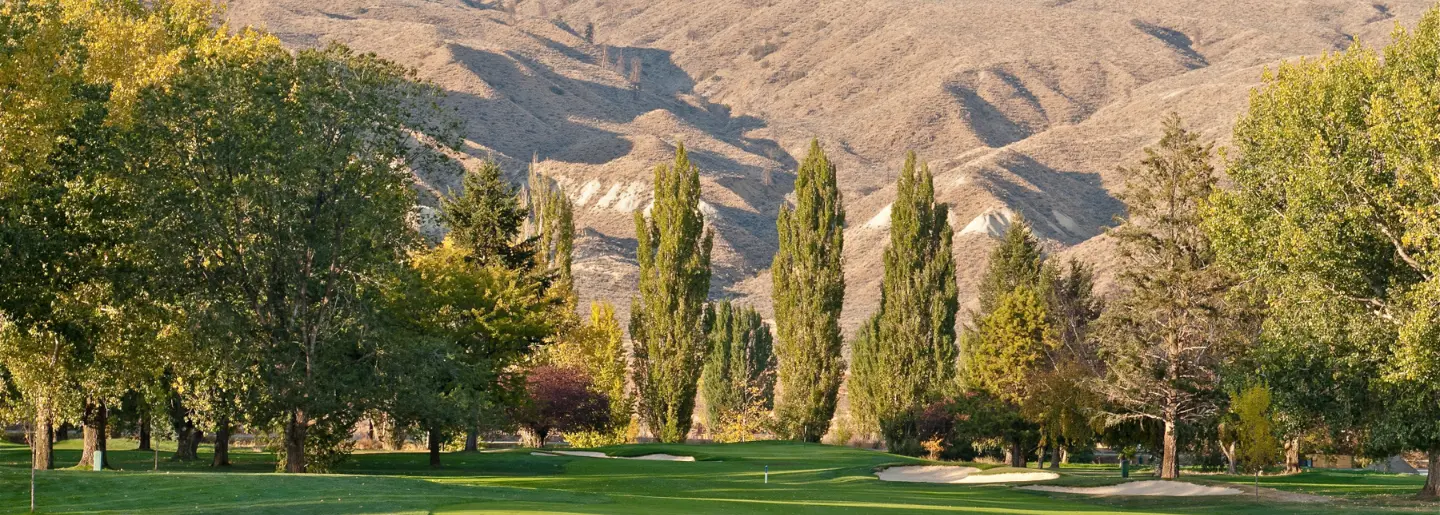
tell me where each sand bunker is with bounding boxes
[1022,480,1242,497]
[535,450,696,462]
[876,466,1058,484]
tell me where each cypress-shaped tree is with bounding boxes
[442,160,531,269]
[630,143,714,443]
[849,152,957,455]
[700,301,776,431]
[524,163,576,308]
[772,140,846,442]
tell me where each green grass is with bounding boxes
[0,439,1434,514]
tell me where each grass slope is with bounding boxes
[0,440,1433,514]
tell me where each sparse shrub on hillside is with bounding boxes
[748,41,779,61]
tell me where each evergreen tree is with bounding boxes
[700,301,775,432]
[630,143,713,443]
[443,160,531,270]
[848,152,957,456]
[975,217,1044,313]
[961,220,1102,467]
[1043,259,1102,359]
[1094,114,1234,480]
[772,140,846,442]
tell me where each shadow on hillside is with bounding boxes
[980,151,1123,245]
[442,43,796,288]
[944,80,1034,148]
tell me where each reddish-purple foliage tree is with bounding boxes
[514,365,611,446]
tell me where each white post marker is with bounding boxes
[765,465,769,484]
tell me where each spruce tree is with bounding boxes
[442,160,530,269]
[963,212,1105,468]
[630,143,713,443]
[772,140,846,442]
[849,152,957,455]
[975,218,1044,313]
[700,301,776,432]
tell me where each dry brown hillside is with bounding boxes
[224,0,1434,333]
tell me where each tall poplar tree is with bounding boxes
[771,140,846,442]
[848,152,957,456]
[630,143,713,443]
[524,164,576,308]
[700,301,775,431]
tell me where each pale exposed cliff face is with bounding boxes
[225,0,1431,331]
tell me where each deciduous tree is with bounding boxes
[700,301,775,432]
[630,144,713,443]
[771,141,845,442]
[847,152,957,456]
[1205,10,1440,496]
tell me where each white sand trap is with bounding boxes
[540,450,696,461]
[877,466,1057,484]
[623,453,696,461]
[957,472,1060,484]
[1022,480,1242,497]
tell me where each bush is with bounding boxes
[564,428,627,448]
[512,365,611,447]
[748,41,779,61]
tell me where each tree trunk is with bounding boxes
[1419,450,1439,499]
[1223,441,1237,475]
[78,400,109,469]
[1161,417,1179,479]
[283,410,308,473]
[465,426,479,452]
[1284,438,1301,473]
[137,412,152,452]
[212,419,231,467]
[172,420,196,461]
[1049,443,1061,469]
[31,409,54,470]
[189,429,203,458]
[1007,438,1026,467]
[428,426,443,468]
